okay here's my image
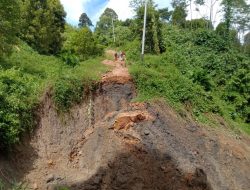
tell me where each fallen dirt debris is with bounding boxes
[0,53,249,190]
[113,111,153,130]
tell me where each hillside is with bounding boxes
[0,0,250,189]
[0,54,249,190]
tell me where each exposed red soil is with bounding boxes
[101,59,131,84]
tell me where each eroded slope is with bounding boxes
[1,57,249,190]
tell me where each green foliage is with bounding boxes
[0,68,39,150]
[134,2,163,53]
[53,58,108,111]
[95,8,118,46]
[128,24,250,134]
[20,0,66,54]
[130,55,216,114]
[114,26,133,47]
[60,50,80,67]
[216,22,240,48]
[0,0,20,57]
[53,77,84,111]
[193,29,227,51]
[122,40,141,61]
[221,0,249,45]
[221,0,233,40]
[0,42,107,150]
[244,32,250,55]
[158,8,173,22]
[9,182,28,190]
[62,24,78,50]
[224,68,250,123]
[172,6,187,27]
[63,24,104,61]
[0,179,4,190]
[66,28,104,61]
[185,18,213,30]
[78,13,93,28]
[171,0,188,8]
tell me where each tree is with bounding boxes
[232,1,250,42]
[171,0,187,8]
[95,8,118,46]
[244,32,250,55]
[158,8,173,22]
[115,26,133,46]
[0,0,20,57]
[134,1,163,54]
[222,0,233,42]
[78,13,93,28]
[172,0,192,29]
[69,28,103,60]
[216,22,240,47]
[172,6,187,27]
[221,0,249,45]
[20,0,66,54]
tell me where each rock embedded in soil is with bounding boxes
[46,174,55,183]
[144,130,150,135]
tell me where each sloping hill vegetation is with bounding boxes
[0,41,107,150]
[129,25,250,134]
[0,0,107,151]
[97,0,249,134]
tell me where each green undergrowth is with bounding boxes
[130,55,249,134]
[0,41,108,150]
[127,25,249,135]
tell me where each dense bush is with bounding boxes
[128,24,250,134]
[130,55,218,114]
[53,77,84,111]
[0,68,39,150]
[60,50,80,67]
[193,29,227,51]
[63,27,104,61]
[122,40,141,62]
[20,0,66,54]
[0,0,20,57]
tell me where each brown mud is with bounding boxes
[0,53,249,190]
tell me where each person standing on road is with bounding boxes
[121,51,126,61]
[114,52,118,61]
